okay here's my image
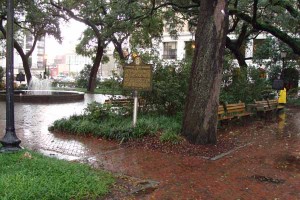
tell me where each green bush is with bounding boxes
[98,71,122,92]
[75,64,100,88]
[49,102,182,143]
[52,81,76,88]
[287,87,299,98]
[287,98,300,106]
[140,60,190,115]
[84,102,116,120]
[160,129,182,144]
[84,101,132,121]
[220,67,269,103]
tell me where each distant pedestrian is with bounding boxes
[278,87,286,104]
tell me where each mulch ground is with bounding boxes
[122,119,261,159]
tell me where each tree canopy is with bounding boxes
[0,0,62,83]
[158,0,300,69]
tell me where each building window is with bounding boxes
[163,42,177,59]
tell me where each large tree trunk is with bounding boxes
[182,0,229,145]
[13,41,32,84]
[87,42,104,92]
[20,55,31,85]
[0,20,32,84]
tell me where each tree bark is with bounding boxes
[0,19,32,84]
[226,37,248,69]
[87,41,104,92]
[13,41,32,84]
[182,0,228,145]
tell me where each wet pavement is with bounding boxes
[0,96,300,199]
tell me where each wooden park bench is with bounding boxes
[218,105,231,121]
[218,101,253,121]
[267,99,284,110]
[249,99,284,119]
[251,99,284,113]
[104,98,146,109]
[252,99,271,112]
[104,98,133,107]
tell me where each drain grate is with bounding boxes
[251,175,285,184]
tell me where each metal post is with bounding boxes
[0,0,21,152]
[44,59,47,79]
[133,90,138,127]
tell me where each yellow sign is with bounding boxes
[123,57,152,91]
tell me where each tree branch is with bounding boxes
[230,9,300,55]
[50,0,102,39]
[271,0,300,18]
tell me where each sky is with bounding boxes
[45,19,86,60]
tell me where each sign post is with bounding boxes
[123,56,152,127]
[133,90,138,127]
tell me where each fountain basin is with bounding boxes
[0,90,84,103]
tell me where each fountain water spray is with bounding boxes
[27,77,52,95]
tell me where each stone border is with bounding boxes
[0,90,84,103]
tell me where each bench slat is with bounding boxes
[218,102,252,121]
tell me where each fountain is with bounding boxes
[0,77,84,103]
[27,77,52,95]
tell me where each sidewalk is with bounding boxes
[1,106,300,199]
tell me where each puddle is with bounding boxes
[278,112,286,131]
[38,149,81,161]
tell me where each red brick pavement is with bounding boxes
[1,107,299,199]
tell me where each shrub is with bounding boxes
[84,101,132,121]
[49,105,182,143]
[75,64,100,88]
[140,59,190,115]
[159,129,182,144]
[98,71,122,92]
[287,98,300,106]
[220,67,269,103]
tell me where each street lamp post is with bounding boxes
[280,51,287,81]
[0,0,21,152]
[44,54,48,79]
[280,51,287,70]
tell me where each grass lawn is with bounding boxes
[0,149,115,200]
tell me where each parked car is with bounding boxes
[53,75,75,82]
[53,75,66,81]
[62,77,75,82]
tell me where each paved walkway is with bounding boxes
[1,100,299,199]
